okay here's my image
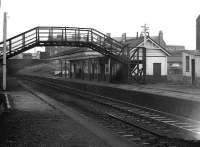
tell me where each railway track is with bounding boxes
[19,75,200,146]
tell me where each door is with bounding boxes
[153,63,161,77]
[191,59,195,84]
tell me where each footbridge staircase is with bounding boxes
[0,26,146,82]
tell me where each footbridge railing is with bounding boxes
[0,26,127,63]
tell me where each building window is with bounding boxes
[186,56,190,72]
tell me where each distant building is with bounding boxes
[167,50,185,74]
[45,46,70,56]
[45,35,76,56]
[11,54,23,59]
[196,15,200,50]
[22,53,32,59]
[182,50,200,84]
[166,44,185,74]
[40,52,49,59]
[32,51,41,59]
[166,45,185,51]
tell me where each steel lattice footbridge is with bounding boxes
[0,26,146,81]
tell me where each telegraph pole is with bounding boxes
[141,24,149,47]
[3,12,7,91]
[141,24,149,83]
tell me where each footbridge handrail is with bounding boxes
[0,26,127,63]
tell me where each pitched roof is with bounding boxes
[147,37,171,56]
[125,37,144,48]
[124,37,170,56]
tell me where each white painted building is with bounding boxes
[182,51,200,78]
[127,36,170,81]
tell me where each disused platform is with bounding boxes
[65,78,200,121]
[19,74,200,122]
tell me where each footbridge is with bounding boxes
[0,26,146,82]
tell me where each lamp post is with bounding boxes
[3,12,7,91]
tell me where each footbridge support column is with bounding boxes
[109,58,112,82]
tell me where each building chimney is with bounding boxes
[122,33,126,42]
[106,33,111,37]
[136,32,138,38]
[159,30,163,44]
[140,32,143,37]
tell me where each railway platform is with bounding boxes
[58,77,200,101]
[56,76,200,113]
[16,74,200,145]
[23,73,200,101]
[0,77,136,147]
[18,73,200,121]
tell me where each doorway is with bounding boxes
[191,59,195,84]
[153,63,161,77]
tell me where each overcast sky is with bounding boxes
[0,0,200,51]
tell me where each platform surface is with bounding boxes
[0,78,137,147]
[45,75,200,102]
[18,73,200,102]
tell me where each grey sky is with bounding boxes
[0,0,200,50]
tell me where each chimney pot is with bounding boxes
[159,31,163,39]
[122,33,126,42]
[158,30,163,45]
[106,33,111,37]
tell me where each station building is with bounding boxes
[47,34,170,83]
[125,36,170,82]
